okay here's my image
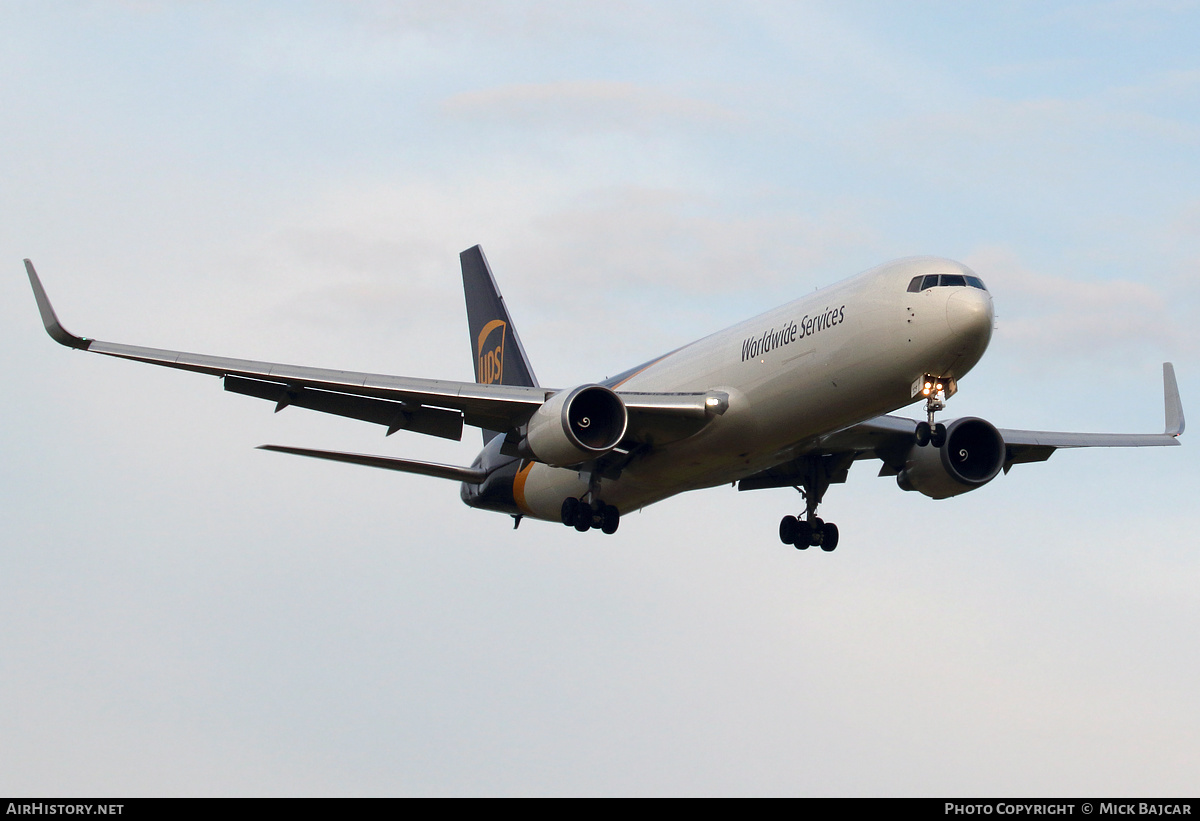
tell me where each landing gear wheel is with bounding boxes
[779,454,846,552]
[600,505,620,535]
[915,421,931,447]
[793,520,812,550]
[809,517,824,546]
[779,515,798,545]
[561,497,579,526]
[573,504,591,532]
[930,423,947,448]
[820,522,839,552]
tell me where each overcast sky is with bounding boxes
[2,1,1198,797]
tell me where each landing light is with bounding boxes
[703,391,730,415]
[912,374,959,401]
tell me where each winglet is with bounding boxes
[1164,362,1185,437]
[24,260,91,350]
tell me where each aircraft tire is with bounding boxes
[574,505,591,532]
[820,523,839,552]
[561,497,579,526]
[793,520,812,550]
[930,423,947,448]
[915,422,931,446]
[601,505,620,535]
[779,515,798,545]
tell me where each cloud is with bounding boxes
[442,81,741,135]
[525,184,877,292]
[966,245,1196,360]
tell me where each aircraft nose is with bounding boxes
[946,287,994,348]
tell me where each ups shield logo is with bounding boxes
[477,319,506,385]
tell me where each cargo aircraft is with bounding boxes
[25,248,1184,550]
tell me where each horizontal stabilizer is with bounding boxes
[257,444,489,483]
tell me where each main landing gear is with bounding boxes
[779,514,838,552]
[777,456,841,552]
[560,496,621,535]
[560,469,621,534]
[913,374,956,448]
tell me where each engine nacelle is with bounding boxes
[897,417,1005,499]
[523,384,628,467]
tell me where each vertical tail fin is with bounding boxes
[460,245,539,443]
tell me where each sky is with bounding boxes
[1,1,1198,797]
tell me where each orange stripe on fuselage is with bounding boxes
[512,460,535,515]
[609,350,675,389]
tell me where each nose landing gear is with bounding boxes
[913,374,957,448]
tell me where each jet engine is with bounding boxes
[523,384,629,467]
[897,417,1006,499]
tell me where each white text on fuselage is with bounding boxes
[741,306,845,362]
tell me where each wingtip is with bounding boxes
[1163,362,1185,437]
[24,260,90,350]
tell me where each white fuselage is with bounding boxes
[508,257,994,521]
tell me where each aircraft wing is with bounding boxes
[26,261,718,444]
[994,364,1184,465]
[739,363,1184,490]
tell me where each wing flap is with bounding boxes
[84,340,547,432]
[224,376,465,440]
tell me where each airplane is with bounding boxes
[25,248,1184,551]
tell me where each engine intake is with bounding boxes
[897,417,1005,499]
[524,384,628,467]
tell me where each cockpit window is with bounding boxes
[906,274,987,292]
